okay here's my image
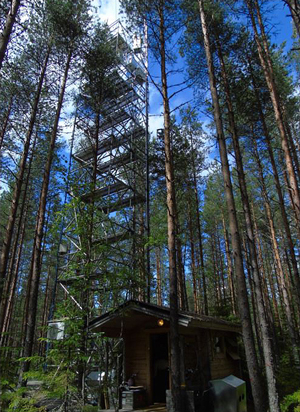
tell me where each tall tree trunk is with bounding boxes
[190,134,208,314]
[252,208,281,365]
[198,1,266,410]
[211,236,220,308]
[158,2,181,410]
[247,0,300,230]
[0,97,13,155]
[38,266,52,357]
[242,236,264,367]
[248,57,300,309]
[222,215,236,314]
[0,207,27,348]
[18,48,72,384]
[215,33,280,411]
[0,0,21,70]
[285,120,300,186]
[284,0,300,38]
[0,46,51,304]
[176,220,188,311]
[188,195,199,313]
[251,201,282,331]
[217,233,226,302]
[0,129,37,337]
[155,247,162,306]
[252,138,300,362]
[266,256,284,332]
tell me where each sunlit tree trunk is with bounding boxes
[0,97,13,155]
[247,0,300,232]
[155,247,162,306]
[222,215,236,314]
[248,57,300,309]
[38,266,52,357]
[18,48,72,384]
[253,138,300,362]
[0,46,51,305]
[198,1,266,410]
[158,2,181,409]
[190,133,208,314]
[0,206,27,348]
[283,0,300,38]
[176,220,188,311]
[242,235,264,367]
[215,32,280,411]
[187,195,198,312]
[0,0,21,70]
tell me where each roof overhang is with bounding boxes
[89,300,241,337]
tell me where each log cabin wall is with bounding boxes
[124,329,150,391]
[209,330,241,380]
[123,327,240,405]
[89,301,243,406]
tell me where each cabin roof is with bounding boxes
[89,300,241,336]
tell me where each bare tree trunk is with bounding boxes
[253,138,300,362]
[176,220,188,311]
[188,196,199,313]
[0,207,27,348]
[211,236,220,308]
[158,2,181,409]
[0,126,37,337]
[247,0,300,229]
[217,233,226,302]
[252,208,281,364]
[283,0,300,38]
[282,244,300,334]
[0,97,13,155]
[214,234,223,307]
[242,236,264,367]
[0,0,21,70]
[248,61,300,308]
[155,247,162,306]
[215,31,280,411]
[38,266,52,357]
[285,120,300,185]
[198,1,266,410]
[252,204,281,331]
[266,258,284,332]
[190,133,208,314]
[222,215,236,314]
[18,48,72,384]
[0,46,51,304]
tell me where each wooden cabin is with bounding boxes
[89,300,242,409]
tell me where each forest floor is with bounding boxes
[99,405,166,412]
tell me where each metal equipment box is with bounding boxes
[121,389,146,409]
[209,375,247,412]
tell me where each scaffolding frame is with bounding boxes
[58,20,150,314]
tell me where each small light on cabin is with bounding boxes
[157,319,164,326]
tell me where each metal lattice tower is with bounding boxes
[58,20,149,314]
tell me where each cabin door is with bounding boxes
[151,333,169,403]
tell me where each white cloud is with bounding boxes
[98,0,120,25]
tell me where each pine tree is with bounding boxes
[0,0,21,70]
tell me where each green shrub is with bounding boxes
[281,390,300,412]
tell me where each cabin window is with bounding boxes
[214,336,225,356]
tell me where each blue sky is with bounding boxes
[94,0,295,139]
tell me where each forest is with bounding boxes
[0,0,300,411]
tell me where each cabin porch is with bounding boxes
[89,300,243,411]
